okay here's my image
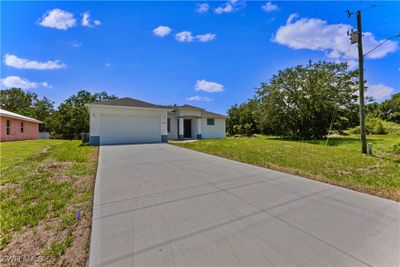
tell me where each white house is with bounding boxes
[86,97,226,145]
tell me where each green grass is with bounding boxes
[0,140,98,264]
[174,135,400,201]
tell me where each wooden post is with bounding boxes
[357,10,367,154]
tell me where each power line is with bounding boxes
[364,33,400,57]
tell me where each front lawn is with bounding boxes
[174,135,400,201]
[0,140,98,265]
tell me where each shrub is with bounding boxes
[348,126,361,135]
[348,117,389,135]
[393,144,400,154]
[372,121,386,134]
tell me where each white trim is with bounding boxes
[0,109,42,123]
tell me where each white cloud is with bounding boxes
[4,54,66,70]
[105,63,112,67]
[68,40,82,48]
[174,31,216,43]
[176,31,194,42]
[153,26,172,37]
[196,33,216,42]
[82,12,90,27]
[286,13,298,24]
[215,0,243,14]
[197,3,209,13]
[195,79,224,93]
[1,76,50,89]
[273,14,398,60]
[366,84,394,101]
[187,95,212,102]
[346,60,358,70]
[81,11,101,28]
[262,2,278,13]
[38,8,76,30]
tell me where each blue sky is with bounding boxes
[1,1,399,114]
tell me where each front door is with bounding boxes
[184,119,192,138]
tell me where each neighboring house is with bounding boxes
[86,97,226,145]
[0,109,42,142]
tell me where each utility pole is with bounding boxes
[356,10,367,154]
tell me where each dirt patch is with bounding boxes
[37,161,75,183]
[337,170,353,175]
[60,201,93,266]
[37,161,73,175]
[0,219,58,266]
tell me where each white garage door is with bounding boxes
[99,114,161,145]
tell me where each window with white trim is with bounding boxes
[207,118,215,126]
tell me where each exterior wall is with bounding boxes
[191,118,198,139]
[0,117,40,142]
[167,114,178,140]
[88,105,168,145]
[201,117,226,139]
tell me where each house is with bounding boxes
[86,97,226,145]
[0,109,42,142]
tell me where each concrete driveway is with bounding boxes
[89,144,399,267]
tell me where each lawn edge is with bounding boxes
[170,143,400,202]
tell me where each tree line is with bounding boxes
[227,61,399,139]
[1,61,398,140]
[0,88,116,139]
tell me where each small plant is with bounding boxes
[393,143,400,154]
[373,121,387,134]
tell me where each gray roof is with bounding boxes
[202,110,226,117]
[87,97,170,109]
[87,97,225,117]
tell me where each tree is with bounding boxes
[376,93,400,124]
[255,61,358,139]
[0,88,55,131]
[226,99,258,135]
[49,90,117,139]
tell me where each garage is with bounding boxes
[86,97,170,145]
[99,113,161,145]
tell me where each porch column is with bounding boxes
[161,112,168,143]
[178,116,184,139]
[197,117,202,139]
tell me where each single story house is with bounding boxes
[0,109,42,142]
[86,97,226,145]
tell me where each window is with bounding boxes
[21,122,24,133]
[6,120,10,135]
[207,118,215,126]
[167,118,171,133]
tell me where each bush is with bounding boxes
[393,144,400,154]
[372,120,387,134]
[348,117,389,135]
[348,126,361,134]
